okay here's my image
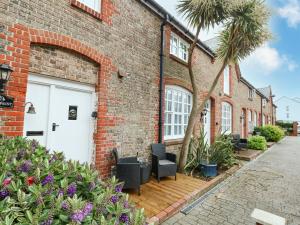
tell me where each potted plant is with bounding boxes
[185,129,217,177]
[199,143,218,178]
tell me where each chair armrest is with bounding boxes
[166,153,176,163]
[119,157,138,163]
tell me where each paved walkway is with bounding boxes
[163,137,300,225]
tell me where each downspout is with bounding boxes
[158,15,168,143]
[261,97,263,126]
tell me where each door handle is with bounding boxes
[52,123,60,131]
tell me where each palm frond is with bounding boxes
[216,0,272,63]
[177,0,230,29]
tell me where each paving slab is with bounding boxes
[163,137,300,225]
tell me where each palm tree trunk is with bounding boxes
[179,60,228,171]
[178,23,202,172]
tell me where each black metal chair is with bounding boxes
[232,134,248,152]
[151,144,177,183]
[112,148,141,195]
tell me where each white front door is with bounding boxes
[24,75,95,163]
[204,100,211,145]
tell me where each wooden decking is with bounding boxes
[127,173,209,219]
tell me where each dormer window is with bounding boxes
[223,66,230,95]
[248,88,255,100]
[262,99,267,107]
[78,0,101,12]
[170,32,189,62]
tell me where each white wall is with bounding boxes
[275,96,300,122]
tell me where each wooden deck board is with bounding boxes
[127,173,207,218]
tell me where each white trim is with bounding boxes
[170,32,189,62]
[27,74,96,164]
[221,102,232,134]
[223,66,230,95]
[78,0,101,12]
[164,85,192,140]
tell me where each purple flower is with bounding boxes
[115,185,123,193]
[40,218,53,225]
[36,197,43,205]
[0,189,9,200]
[41,174,54,186]
[119,213,129,224]
[124,201,129,209]
[49,155,57,163]
[88,182,96,191]
[76,174,83,181]
[31,140,39,151]
[61,201,69,211]
[58,188,64,196]
[70,210,85,223]
[67,183,77,197]
[17,149,26,160]
[19,160,32,173]
[83,203,93,216]
[110,195,119,204]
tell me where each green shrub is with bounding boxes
[185,130,236,173]
[0,137,145,224]
[247,136,267,150]
[210,133,236,169]
[260,125,285,142]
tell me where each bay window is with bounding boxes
[221,102,232,134]
[164,86,192,140]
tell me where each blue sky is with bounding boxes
[155,0,300,100]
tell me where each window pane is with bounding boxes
[79,0,100,12]
[223,66,230,95]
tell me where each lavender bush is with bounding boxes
[0,137,145,224]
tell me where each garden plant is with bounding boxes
[185,130,236,176]
[255,125,285,142]
[247,136,267,151]
[0,137,145,225]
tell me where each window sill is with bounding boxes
[223,93,232,98]
[71,0,102,21]
[164,139,184,146]
[170,54,188,67]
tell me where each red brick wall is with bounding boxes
[0,24,118,177]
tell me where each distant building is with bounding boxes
[275,97,300,122]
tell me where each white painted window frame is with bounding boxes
[262,99,267,107]
[254,112,257,128]
[164,85,192,140]
[248,110,253,133]
[78,0,101,12]
[221,102,232,134]
[170,32,189,62]
[223,66,230,95]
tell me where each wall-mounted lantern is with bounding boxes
[25,102,36,114]
[240,114,245,121]
[0,64,13,93]
[200,108,208,122]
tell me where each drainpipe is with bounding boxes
[158,15,168,143]
[260,98,263,126]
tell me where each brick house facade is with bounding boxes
[0,0,276,177]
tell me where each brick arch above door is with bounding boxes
[0,24,118,178]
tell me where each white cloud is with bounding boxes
[241,44,298,75]
[278,0,300,28]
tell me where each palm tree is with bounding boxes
[177,0,271,171]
